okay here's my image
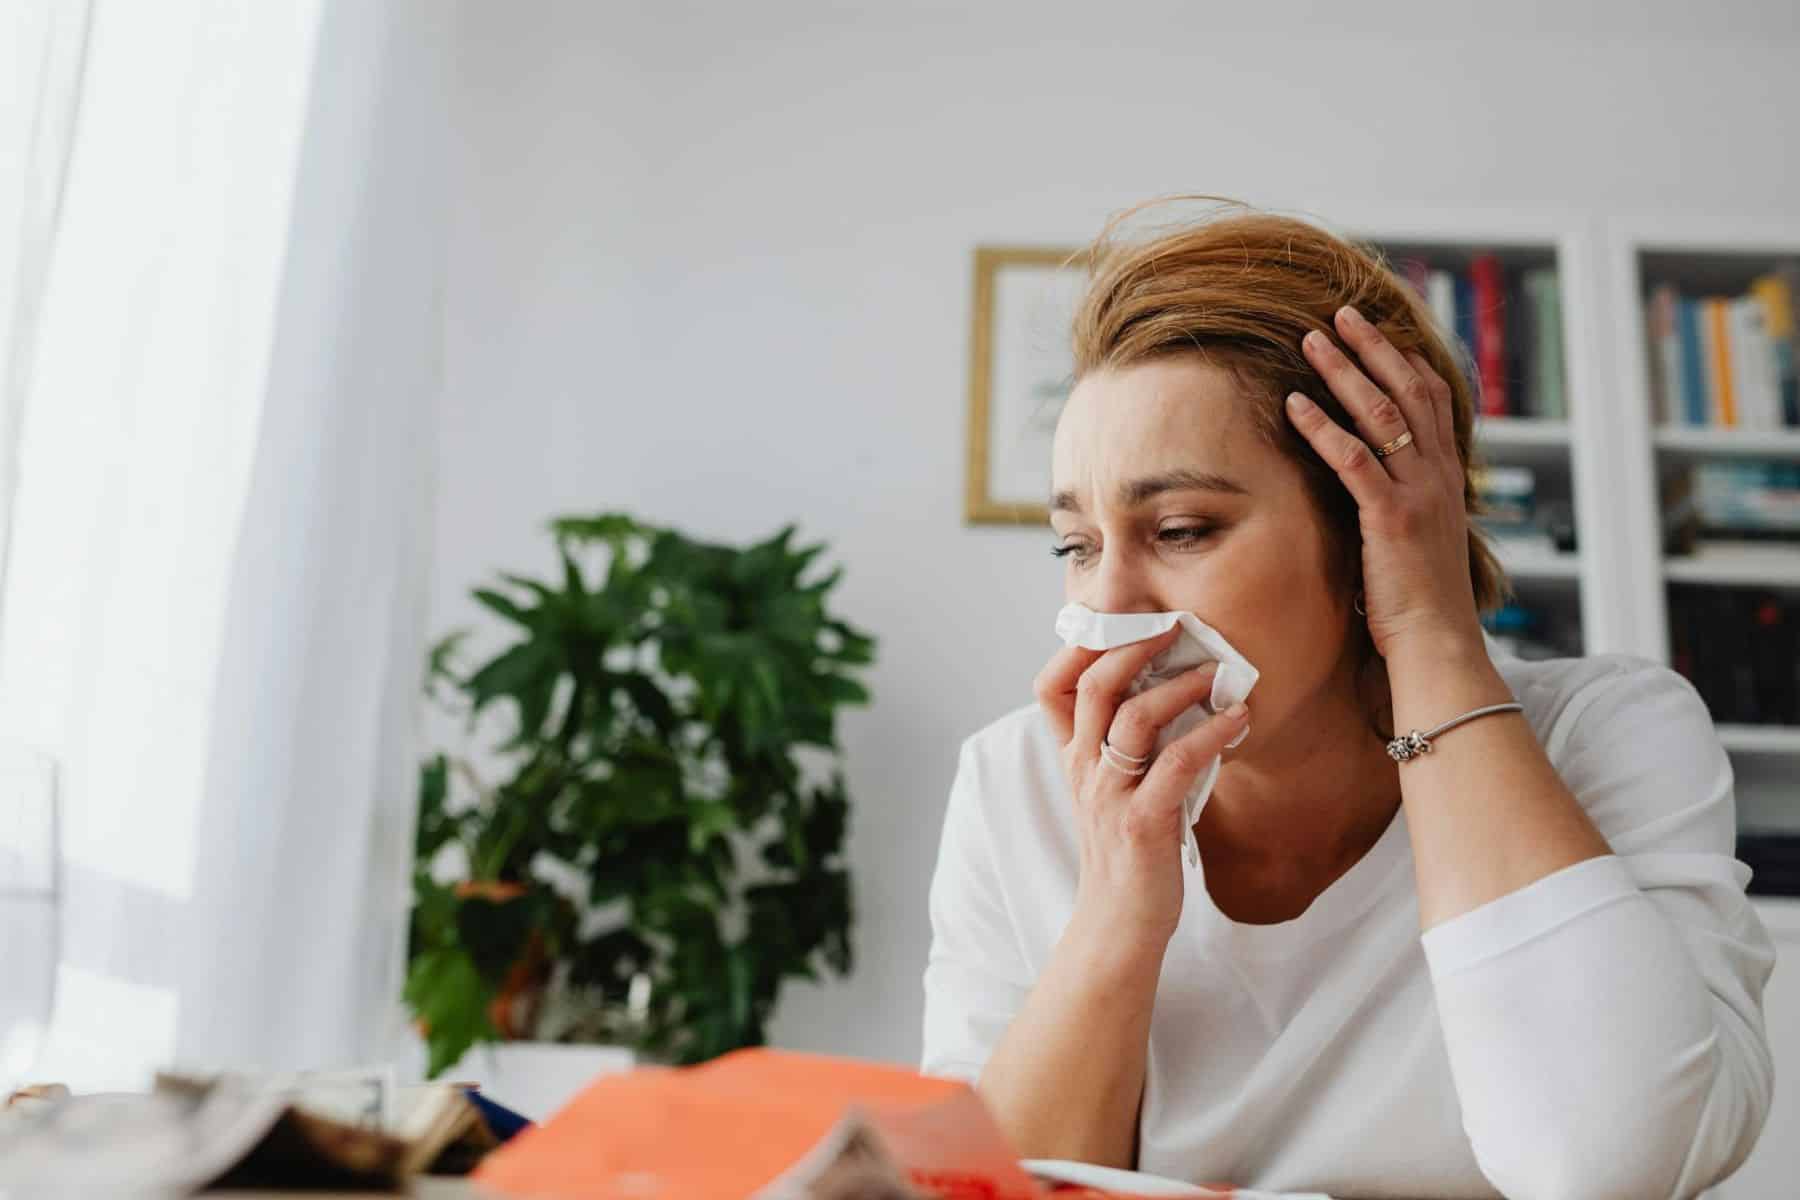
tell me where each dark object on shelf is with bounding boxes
[1668,585,1800,725]
[1474,464,1535,527]
[1662,461,1800,553]
[1740,832,1800,897]
[1539,500,1577,553]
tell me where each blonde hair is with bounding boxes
[1067,195,1507,616]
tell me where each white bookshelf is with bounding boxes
[1654,425,1800,459]
[1663,543,1800,588]
[1601,214,1800,796]
[1718,724,1800,756]
[1494,538,1583,582]
[1475,415,1571,449]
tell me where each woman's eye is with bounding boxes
[1049,526,1214,566]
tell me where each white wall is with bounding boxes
[433,0,1800,1066]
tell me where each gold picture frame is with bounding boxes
[964,245,1087,526]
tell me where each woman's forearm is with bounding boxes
[975,910,1165,1167]
[1387,633,1611,930]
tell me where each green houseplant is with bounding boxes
[405,513,876,1077]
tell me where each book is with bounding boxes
[1677,295,1707,426]
[1706,296,1737,427]
[1512,271,1537,417]
[1668,585,1800,726]
[1647,283,1681,426]
[1454,272,1477,378]
[1525,267,1565,419]
[1782,263,1800,426]
[1728,295,1777,431]
[1740,832,1800,898]
[1469,253,1509,416]
[1750,270,1798,427]
[1427,269,1457,350]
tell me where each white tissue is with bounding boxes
[1053,602,1261,868]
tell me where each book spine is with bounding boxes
[1532,269,1566,420]
[1751,271,1799,428]
[1750,294,1781,430]
[1427,270,1457,346]
[1455,273,1477,372]
[1648,283,1681,427]
[1470,254,1509,416]
[1726,297,1769,431]
[1780,264,1800,426]
[1706,297,1737,427]
[1677,296,1706,426]
[1514,274,1538,418]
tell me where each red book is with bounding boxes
[1469,253,1509,416]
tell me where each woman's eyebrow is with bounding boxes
[1049,467,1249,515]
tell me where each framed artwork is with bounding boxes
[964,245,1087,525]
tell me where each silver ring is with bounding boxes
[1101,734,1150,765]
[1100,741,1150,776]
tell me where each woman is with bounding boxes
[920,200,1777,1199]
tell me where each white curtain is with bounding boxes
[0,0,448,1088]
[0,0,90,571]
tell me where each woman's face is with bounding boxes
[1049,356,1357,753]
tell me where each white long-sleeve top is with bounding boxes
[920,645,1778,1199]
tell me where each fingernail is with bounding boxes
[1286,391,1313,412]
[1225,701,1248,720]
[1338,304,1367,327]
[1303,330,1325,351]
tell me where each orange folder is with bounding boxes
[472,1047,1240,1199]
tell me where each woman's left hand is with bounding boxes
[1284,304,1486,662]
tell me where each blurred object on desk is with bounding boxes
[472,1047,1329,1200]
[0,1068,513,1195]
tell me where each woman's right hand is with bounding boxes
[1034,624,1251,963]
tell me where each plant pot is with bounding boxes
[450,879,553,1040]
[440,1040,636,1123]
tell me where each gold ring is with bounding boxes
[1372,430,1414,458]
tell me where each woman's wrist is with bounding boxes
[1384,628,1514,738]
[1383,618,1488,672]
[1060,903,1171,987]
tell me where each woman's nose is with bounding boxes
[1081,548,1162,615]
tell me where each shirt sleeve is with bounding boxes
[1419,661,1778,1200]
[919,735,1035,1083]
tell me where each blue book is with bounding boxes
[1676,297,1707,426]
[1454,273,1476,365]
[468,1089,535,1142]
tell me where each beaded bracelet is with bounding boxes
[1386,701,1524,763]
